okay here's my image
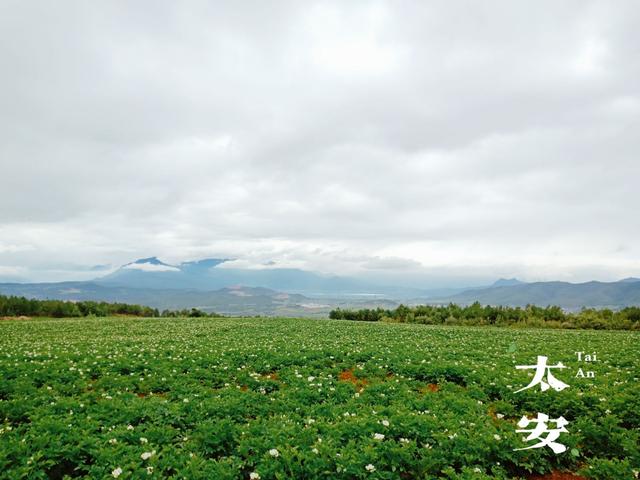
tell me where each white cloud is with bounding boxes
[0,1,639,285]
[0,243,34,254]
[0,266,27,278]
[123,263,180,273]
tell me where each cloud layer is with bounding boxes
[1,1,639,284]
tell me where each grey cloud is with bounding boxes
[0,1,639,283]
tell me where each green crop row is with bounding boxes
[0,317,638,479]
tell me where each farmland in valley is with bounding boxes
[0,317,638,479]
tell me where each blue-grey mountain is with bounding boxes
[439,280,640,309]
[1,257,639,314]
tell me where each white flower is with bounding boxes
[474,467,481,473]
[108,438,117,445]
[365,464,376,472]
[127,425,134,430]
[312,447,319,454]
[269,448,280,457]
[493,434,501,441]
[141,450,155,460]
[381,420,389,427]
[496,413,505,419]
[146,466,154,475]
[399,438,409,443]
[183,398,189,403]
[140,437,148,444]
[112,467,123,478]
[307,376,315,382]
[373,433,385,440]
[249,473,261,480]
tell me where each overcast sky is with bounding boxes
[1,1,639,285]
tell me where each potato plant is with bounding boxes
[0,317,638,479]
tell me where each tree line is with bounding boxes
[0,294,221,318]
[329,302,640,330]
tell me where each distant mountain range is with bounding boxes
[436,278,640,309]
[1,257,639,314]
[0,281,398,317]
[489,278,525,287]
[98,256,387,295]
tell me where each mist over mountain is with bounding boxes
[1,256,639,314]
[490,278,525,287]
[97,257,410,296]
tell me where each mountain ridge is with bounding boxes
[0,281,397,317]
[98,257,411,296]
[2,256,639,313]
[438,279,640,309]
